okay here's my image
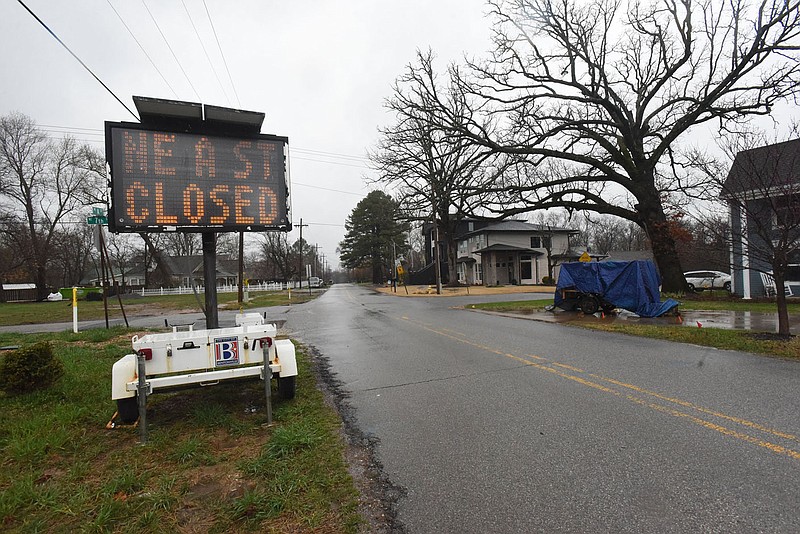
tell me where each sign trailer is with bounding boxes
[105,98,296,440]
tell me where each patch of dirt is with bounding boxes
[185,465,254,502]
[305,345,406,533]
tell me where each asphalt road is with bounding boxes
[285,284,800,533]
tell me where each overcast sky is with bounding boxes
[0,0,494,268]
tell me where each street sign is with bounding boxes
[579,251,592,262]
[88,216,108,225]
[92,207,105,216]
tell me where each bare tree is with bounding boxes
[371,50,503,284]
[256,231,296,282]
[138,233,176,287]
[163,233,202,257]
[105,232,139,291]
[0,113,97,298]
[50,224,94,287]
[405,0,800,292]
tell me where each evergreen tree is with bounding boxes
[340,191,409,283]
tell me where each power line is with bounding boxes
[15,0,139,120]
[291,156,370,169]
[291,220,346,228]
[36,124,370,162]
[180,0,230,105]
[40,124,105,133]
[202,0,240,107]
[292,147,369,162]
[105,0,179,99]
[293,181,365,197]
[141,0,202,102]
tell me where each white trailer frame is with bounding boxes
[110,313,297,434]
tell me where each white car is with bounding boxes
[684,270,732,292]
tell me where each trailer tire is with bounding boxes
[116,397,139,424]
[578,295,600,315]
[278,376,296,400]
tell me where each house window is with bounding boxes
[475,263,482,283]
[774,195,800,227]
[468,222,474,232]
[531,236,552,248]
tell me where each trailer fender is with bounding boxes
[111,353,137,400]
[274,339,297,377]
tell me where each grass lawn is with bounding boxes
[0,289,319,327]
[468,295,800,359]
[0,329,362,532]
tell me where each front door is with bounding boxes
[520,255,534,285]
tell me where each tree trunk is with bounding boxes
[446,240,458,285]
[636,189,687,293]
[774,277,791,336]
[35,262,48,301]
[773,256,790,336]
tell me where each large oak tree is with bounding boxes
[400,0,800,291]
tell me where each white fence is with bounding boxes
[138,282,292,297]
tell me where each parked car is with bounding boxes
[684,270,731,292]
[308,276,322,288]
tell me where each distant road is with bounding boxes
[286,284,800,533]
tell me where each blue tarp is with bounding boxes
[554,260,679,318]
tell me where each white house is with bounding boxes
[455,220,581,285]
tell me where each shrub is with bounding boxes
[0,342,64,394]
[541,276,556,286]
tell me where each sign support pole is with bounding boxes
[99,228,110,328]
[72,287,78,333]
[202,232,219,329]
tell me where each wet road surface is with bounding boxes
[285,284,800,533]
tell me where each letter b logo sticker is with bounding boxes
[214,336,240,366]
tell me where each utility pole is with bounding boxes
[297,218,308,289]
[314,243,320,276]
[391,240,397,293]
[431,203,442,294]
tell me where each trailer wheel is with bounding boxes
[578,295,600,315]
[278,375,296,400]
[116,397,139,424]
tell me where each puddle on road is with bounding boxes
[539,309,800,334]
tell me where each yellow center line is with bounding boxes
[588,373,800,443]
[550,362,585,373]
[398,316,800,461]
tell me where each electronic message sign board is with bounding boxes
[105,122,290,233]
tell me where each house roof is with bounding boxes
[463,220,579,237]
[551,248,608,260]
[602,250,654,262]
[723,138,800,195]
[167,255,238,278]
[473,243,544,255]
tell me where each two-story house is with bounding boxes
[724,138,800,298]
[456,220,580,285]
